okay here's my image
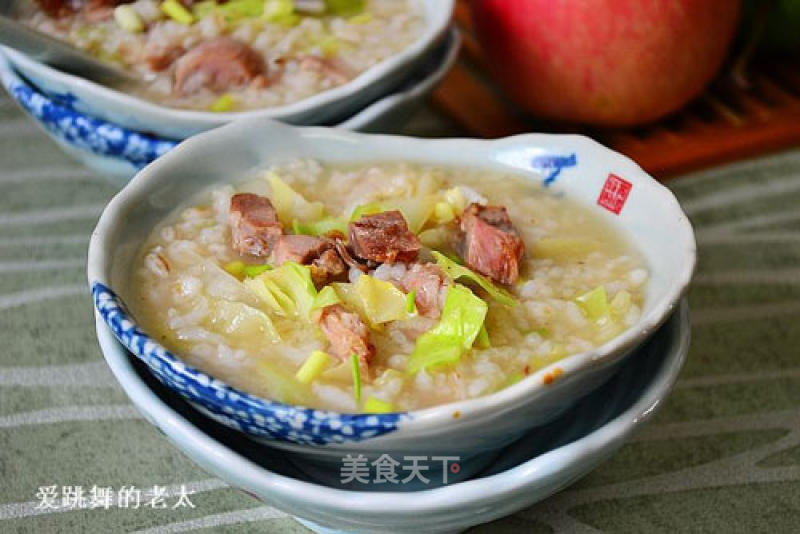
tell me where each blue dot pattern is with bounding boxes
[5,79,177,168]
[92,282,407,445]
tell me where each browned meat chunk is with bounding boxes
[272,235,346,285]
[400,263,447,318]
[36,0,126,17]
[174,38,266,96]
[349,211,421,264]
[318,304,374,378]
[311,248,347,286]
[229,193,282,257]
[459,203,525,285]
[145,43,185,72]
[334,238,367,272]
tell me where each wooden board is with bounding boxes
[431,2,800,179]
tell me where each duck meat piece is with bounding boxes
[349,211,421,264]
[174,38,267,95]
[318,304,374,378]
[400,263,447,319]
[272,235,346,285]
[333,238,367,273]
[459,203,525,285]
[229,193,282,257]
[35,0,126,17]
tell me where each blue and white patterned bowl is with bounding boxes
[0,29,459,185]
[87,119,696,484]
[98,300,688,532]
[1,0,453,139]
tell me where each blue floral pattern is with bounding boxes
[1,75,177,169]
[92,282,407,445]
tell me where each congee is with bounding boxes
[130,160,649,412]
[20,0,423,110]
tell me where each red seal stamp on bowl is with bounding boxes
[597,174,632,215]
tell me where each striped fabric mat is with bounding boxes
[1,93,799,532]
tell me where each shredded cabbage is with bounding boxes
[292,217,348,237]
[245,262,316,320]
[332,275,409,328]
[576,286,627,343]
[350,196,436,233]
[207,300,280,343]
[406,284,488,373]
[534,238,600,260]
[432,251,516,307]
[476,323,491,349]
[311,285,341,311]
[266,172,325,225]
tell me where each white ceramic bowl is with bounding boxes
[96,301,689,533]
[87,119,696,483]
[0,29,460,184]
[2,0,453,139]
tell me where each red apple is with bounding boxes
[470,0,741,126]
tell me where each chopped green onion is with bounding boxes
[364,396,394,413]
[263,0,299,25]
[160,0,195,24]
[325,0,365,16]
[113,5,144,33]
[317,35,341,57]
[432,251,516,307]
[406,290,417,314]
[311,285,341,311]
[209,93,235,112]
[191,0,217,18]
[351,353,361,403]
[223,260,246,278]
[242,263,272,277]
[348,12,372,24]
[576,286,609,322]
[295,350,331,384]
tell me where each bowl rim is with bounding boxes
[95,301,688,517]
[2,0,453,123]
[87,119,697,434]
[0,28,460,141]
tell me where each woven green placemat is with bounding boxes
[1,95,798,533]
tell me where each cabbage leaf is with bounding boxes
[431,251,516,307]
[406,284,488,373]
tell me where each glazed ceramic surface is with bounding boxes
[1,0,453,139]
[87,119,696,479]
[97,299,689,532]
[0,30,459,184]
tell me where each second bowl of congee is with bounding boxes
[129,158,649,413]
